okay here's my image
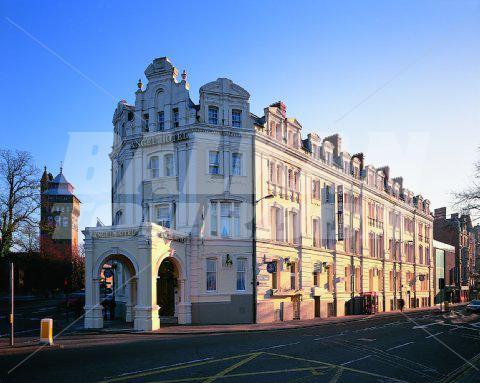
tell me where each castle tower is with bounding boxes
[40,167,80,263]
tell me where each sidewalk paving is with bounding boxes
[99,303,466,335]
[0,303,466,352]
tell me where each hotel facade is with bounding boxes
[83,57,434,331]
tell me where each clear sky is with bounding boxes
[1,0,479,235]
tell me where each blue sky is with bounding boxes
[1,0,479,233]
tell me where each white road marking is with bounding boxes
[440,322,479,332]
[413,321,441,329]
[250,341,301,351]
[341,355,371,365]
[103,357,214,379]
[386,341,414,351]
[314,333,346,341]
[425,332,443,338]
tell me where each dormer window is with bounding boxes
[325,151,332,165]
[172,108,179,128]
[232,109,241,128]
[276,123,282,141]
[293,132,299,148]
[208,106,218,125]
[343,162,349,174]
[114,210,123,225]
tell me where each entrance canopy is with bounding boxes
[83,223,190,331]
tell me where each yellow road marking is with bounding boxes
[329,367,344,383]
[264,352,406,382]
[99,353,257,383]
[146,367,334,382]
[202,352,261,383]
[101,350,407,383]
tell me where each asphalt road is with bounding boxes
[1,306,479,383]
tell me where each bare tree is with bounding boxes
[0,149,40,259]
[15,222,40,253]
[455,154,480,215]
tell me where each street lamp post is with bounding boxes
[252,193,274,324]
[10,261,14,347]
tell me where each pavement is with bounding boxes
[1,303,479,383]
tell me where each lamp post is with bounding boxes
[10,261,14,347]
[252,193,274,323]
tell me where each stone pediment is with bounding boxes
[145,57,179,81]
[200,78,250,99]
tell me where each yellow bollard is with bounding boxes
[40,318,53,345]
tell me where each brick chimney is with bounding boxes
[270,101,286,118]
[434,207,447,220]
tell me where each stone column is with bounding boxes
[177,279,192,324]
[84,238,103,329]
[84,279,103,329]
[134,234,160,331]
[125,278,137,323]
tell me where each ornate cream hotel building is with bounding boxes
[83,57,434,331]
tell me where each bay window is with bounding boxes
[149,156,159,178]
[164,153,174,176]
[210,201,241,238]
[155,204,171,228]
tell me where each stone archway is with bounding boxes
[155,255,191,325]
[157,258,178,317]
[85,251,138,330]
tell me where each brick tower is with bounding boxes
[40,166,80,264]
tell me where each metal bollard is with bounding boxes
[40,318,53,345]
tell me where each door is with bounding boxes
[292,296,300,320]
[157,260,176,316]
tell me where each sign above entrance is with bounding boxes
[91,229,139,239]
[131,132,189,149]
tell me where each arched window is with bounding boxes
[114,210,123,225]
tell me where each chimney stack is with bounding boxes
[434,207,447,220]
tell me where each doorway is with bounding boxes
[157,259,176,316]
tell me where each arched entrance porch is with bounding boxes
[84,252,138,329]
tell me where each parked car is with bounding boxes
[466,300,480,313]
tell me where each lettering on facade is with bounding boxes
[337,185,344,241]
[130,132,189,149]
[92,229,139,239]
[157,231,186,242]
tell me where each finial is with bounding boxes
[181,70,187,81]
[44,166,47,172]
[60,161,63,174]
[137,78,143,90]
